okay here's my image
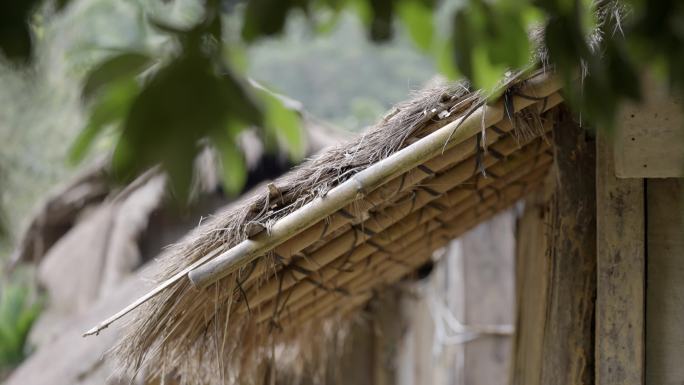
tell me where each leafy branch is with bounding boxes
[1,0,683,201]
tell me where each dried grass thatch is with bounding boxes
[87,69,565,385]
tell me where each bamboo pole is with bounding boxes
[187,73,561,288]
[256,165,551,324]
[241,137,552,314]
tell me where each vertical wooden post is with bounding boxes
[540,112,597,385]
[511,111,596,385]
[595,133,645,385]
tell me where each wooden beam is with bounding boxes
[511,110,596,385]
[595,132,645,385]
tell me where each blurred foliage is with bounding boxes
[1,0,684,203]
[248,13,434,129]
[0,271,42,376]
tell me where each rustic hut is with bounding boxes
[83,65,684,385]
[3,110,348,385]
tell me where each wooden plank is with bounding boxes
[595,132,645,385]
[510,186,551,385]
[614,74,684,178]
[646,178,684,385]
[462,212,516,385]
[511,111,596,385]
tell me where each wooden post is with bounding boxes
[511,110,596,385]
[596,133,645,385]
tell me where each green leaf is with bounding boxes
[70,79,139,164]
[397,0,435,51]
[256,86,305,161]
[110,41,262,203]
[242,0,301,42]
[0,1,39,62]
[434,37,460,80]
[55,0,72,11]
[0,278,42,370]
[212,130,247,196]
[452,9,474,80]
[368,0,394,41]
[472,45,507,94]
[81,52,151,101]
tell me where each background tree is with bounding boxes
[0,0,682,201]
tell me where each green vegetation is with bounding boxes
[0,271,42,377]
[4,0,680,205]
[248,13,435,129]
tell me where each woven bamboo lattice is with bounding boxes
[87,70,564,384]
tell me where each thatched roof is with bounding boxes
[89,70,563,384]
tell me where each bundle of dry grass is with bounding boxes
[88,69,564,384]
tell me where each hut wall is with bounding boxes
[395,210,516,385]
[646,178,684,385]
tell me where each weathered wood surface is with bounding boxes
[462,213,516,385]
[614,74,684,178]
[396,211,516,385]
[510,186,551,385]
[541,114,597,385]
[646,178,684,385]
[596,132,645,385]
[511,112,596,385]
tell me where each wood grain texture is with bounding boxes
[511,112,596,385]
[511,185,551,385]
[596,132,645,385]
[462,213,516,385]
[541,114,597,385]
[646,178,684,385]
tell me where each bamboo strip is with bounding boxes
[188,73,561,288]
[278,177,545,327]
[257,165,551,324]
[269,166,550,323]
[251,156,553,321]
[240,132,553,313]
[293,177,546,325]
